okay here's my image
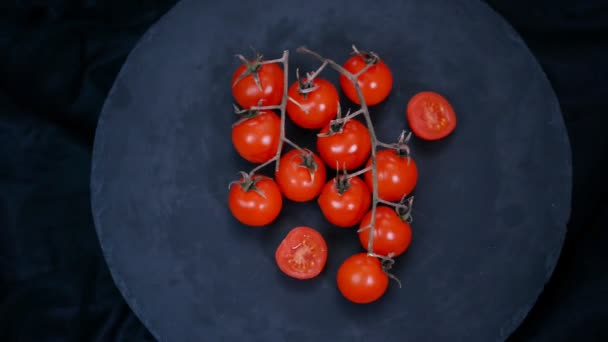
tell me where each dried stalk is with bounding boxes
[297,46,392,264]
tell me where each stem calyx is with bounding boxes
[232,54,264,90]
[396,195,414,223]
[229,171,269,199]
[333,166,352,195]
[295,150,319,183]
[352,45,380,65]
[296,69,319,99]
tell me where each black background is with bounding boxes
[1,1,606,341]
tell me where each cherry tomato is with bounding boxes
[317,119,371,171]
[286,77,339,129]
[339,53,393,106]
[275,226,328,280]
[406,91,457,140]
[337,253,389,304]
[228,174,282,227]
[275,149,326,202]
[317,175,371,228]
[364,149,418,202]
[359,206,412,257]
[231,58,284,109]
[231,110,281,164]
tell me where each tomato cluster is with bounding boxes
[227,47,456,305]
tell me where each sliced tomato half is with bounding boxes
[406,91,457,141]
[275,226,328,280]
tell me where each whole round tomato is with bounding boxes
[359,206,412,257]
[364,149,418,202]
[339,53,393,106]
[407,91,457,141]
[286,77,339,129]
[231,110,281,164]
[337,253,389,304]
[317,119,371,171]
[317,175,371,228]
[275,226,328,280]
[228,174,282,227]
[275,149,326,202]
[231,58,284,109]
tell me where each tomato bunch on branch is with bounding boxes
[227,45,457,304]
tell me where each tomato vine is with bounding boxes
[298,46,416,286]
[234,50,295,175]
[229,46,421,297]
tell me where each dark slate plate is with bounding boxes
[90,0,572,341]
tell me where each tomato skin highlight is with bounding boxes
[275,226,328,280]
[231,110,281,164]
[364,149,418,202]
[406,91,457,141]
[359,206,412,257]
[317,176,371,228]
[231,62,284,109]
[275,149,326,202]
[317,119,371,171]
[337,253,389,304]
[286,78,339,129]
[228,175,283,227]
[339,55,393,106]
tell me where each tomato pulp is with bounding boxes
[275,226,328,280]
[406,91,457,140]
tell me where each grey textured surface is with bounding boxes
[90,0,572,341]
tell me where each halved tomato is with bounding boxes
[406,91,457,141]
[275,226,328,280]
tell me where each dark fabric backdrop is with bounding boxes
[1,1,606,341]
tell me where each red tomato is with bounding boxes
[275,149,326,202]
[406,91,457,140]
[364,149,418,202]
[286,77,339,129]
[317,119,371,171]
[275,226,328,280]
[231,110,281,164]
[231,60,284,109]
[339,53,393,106]
[358,206,412,257]
[228,174,282,227]
[337,253,389,304]
[317,176,371,228]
